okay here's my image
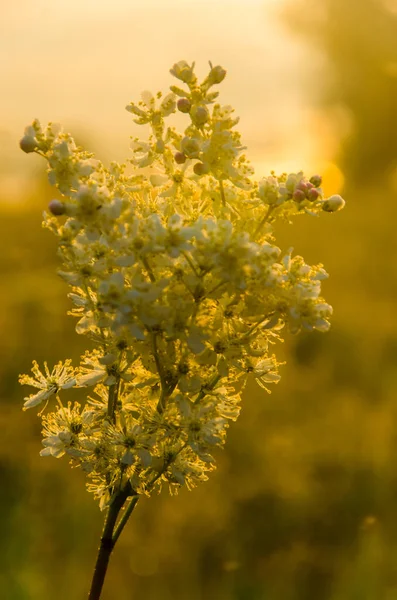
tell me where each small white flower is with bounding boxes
[253,358,281,391]
[170,60,196,84]
[19,360,76,410]
[40,402,97,458]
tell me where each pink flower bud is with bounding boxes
[174,152,186,164]
[307,188,320,201]
[296,181,308,194]
[177,98,191,113]
[48,199,66,216]
[19,135,37,153]
[293,189,306,203]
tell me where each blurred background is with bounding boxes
[1,0,397,598]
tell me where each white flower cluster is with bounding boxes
[19,60,345,509]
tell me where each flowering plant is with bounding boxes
[19,60,345,599]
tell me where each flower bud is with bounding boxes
[174,152,186,164]
[208,65,227,85]
[309,174,322,188]
[307,188,320,201]
[286,174,298,192]
[296,181,309,194]
[177,98,191,113]
[293,189,306,203]
[193,162,210,176]
[181,136,200,158]
[19,135,37,153]
[48,199,66,216]
[191,105,209,126]
[322,194,345,212]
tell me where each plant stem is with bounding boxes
[88,485,132,600]
[142,256,156,282]
[107,383,117,423]
[88,438,192,599]
[112,494,139,545]
[89,378,135,599]
[152,333,168,414]
[219,179,226,206]
[253,205,275,239]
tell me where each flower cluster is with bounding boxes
[19,60,345,509]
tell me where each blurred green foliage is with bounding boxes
[2,1,397,598]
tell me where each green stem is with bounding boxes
[219,179,226,206]
[112,494,139,545]
[238,313,276,341]
[182,251,199,277]
[107,383,117,423]
[152,333,168,413]
[194,374,221,405]
[203,280,226,299]
[253,205,275,239]
[87,485,132,600]
[142,257,156,282]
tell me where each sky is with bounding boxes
[0,0,343,200]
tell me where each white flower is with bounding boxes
[40,402,97,458]
[19,360,76,410]
[170,60,196,84]
[253,358,281,391]
[76,352,112,387]
[76,350,133,388]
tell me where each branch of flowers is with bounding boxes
[182,251,199,277]
[227,201,242,219]
[252,205,275,240]
[179,277,196,299]
[217,179,242,218]
[107,383,118,423]
[194,374,221,405]
[238,313,276,341]
[65,251,109,353]
[142,257,156,283]
[33,149,47,159]
[151,333,168,414]
[203,280,227,300]
[219,179,226,206]
[156,390,167,415]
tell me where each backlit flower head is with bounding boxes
[20,60,345,508]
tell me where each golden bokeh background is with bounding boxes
[1,0,397,598]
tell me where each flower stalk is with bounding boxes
[88,483,134,600]
[18,59,345,598]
